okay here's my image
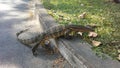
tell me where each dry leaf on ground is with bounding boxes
[78,12,86,19]
[78,32,83,36]
[53,57,64,65]
[117,54,120,60]
[88,32,98,37]
[118,49,120,53]
[92,40,101,47]
[53,57,64,68]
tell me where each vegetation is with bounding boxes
[41,0,120,60]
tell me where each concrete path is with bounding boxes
[0,0,66,68]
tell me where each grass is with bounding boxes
[41,0,120,60]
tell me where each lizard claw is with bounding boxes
[32,51,38,56]
[32,48,38,56]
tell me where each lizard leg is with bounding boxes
[44,40,55,54]
[32,42,41,56]
[44,40,51,49]
[64,29,73,39]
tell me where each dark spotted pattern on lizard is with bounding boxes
[16,24,94,55]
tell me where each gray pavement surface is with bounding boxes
[0,0,66,68]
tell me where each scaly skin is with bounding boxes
[16,24,94,55]
[16,28,45,48]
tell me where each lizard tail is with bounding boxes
[67,24,94,32]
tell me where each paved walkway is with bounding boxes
[0,0,61,68]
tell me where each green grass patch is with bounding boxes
[41,0,120,60]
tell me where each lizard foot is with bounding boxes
[32,49,38,56]
[44,41,55,54]
[32,51,38,56]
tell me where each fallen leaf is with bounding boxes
[88,32,98,37]
[78,32,83,36]
[53,57,64,65]
[81,4,84,6]
[118,49,120,53]
[53,57,64,68]
[117,54,120,60]
[92,40,101,47]
[78,12,86,19]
